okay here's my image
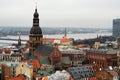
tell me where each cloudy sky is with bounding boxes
[0,0,120,28]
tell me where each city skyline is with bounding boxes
[0,0,120,28]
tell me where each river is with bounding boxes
[0,32,112,45]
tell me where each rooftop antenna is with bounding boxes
[35,0,38,9]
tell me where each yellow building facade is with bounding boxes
[15,63,33,80]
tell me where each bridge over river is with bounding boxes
[0,37,27,42]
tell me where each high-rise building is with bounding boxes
[113,19,120,38]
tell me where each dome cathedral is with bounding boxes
[30,8,42,36]
[29,7,43,55]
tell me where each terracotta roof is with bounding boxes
[4,48,11,54]
[69,76,74,80]
[60,37,71,43]
[43,37,72,44]
[21,59,40,69]
[42,76,48,80]
[89,77,97,80]
[43,38,55,43]
[7,74,26,80]
[77,44,88,48]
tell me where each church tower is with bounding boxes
[18,32,21,46]
[64,28,67,37]
[29,7,43,55]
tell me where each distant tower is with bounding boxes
[65,28,67,37]
[97,29,101,38]
[63,28,67,38]
[18,32,21,46]
[29,7,43,55]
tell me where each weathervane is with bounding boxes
[35,0,38,8]
[35,2,37,8]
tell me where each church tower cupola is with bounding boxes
[34,8,39,18]
[30,8,42,35]
[29,7,43,55]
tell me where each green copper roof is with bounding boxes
[23,53,30,59]
[62,57,70,64]
[38,56,50,65]
[36,68,54,77]
[36,70,50,76]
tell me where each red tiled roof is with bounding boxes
[43,38,55,43]
[69,76,73,80]
[60,37,71,43]
[88,77,97,80]
[43,37,72,44]
[42,76,48,80]
[7,74,26,80]
[21,59,40,69]
[4,48,11,54]
[77,44,88,48]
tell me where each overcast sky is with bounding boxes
[0,0,120,28]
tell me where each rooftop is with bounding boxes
[86,49,119,54]
[35,44,55,55]
[36,67,54,77]
[59,48,84,54]
[38,56,50,65]
[7,74,26,80]
[0,61,32,69]
[47,70,72,80]
[21,59,41,69]
[68,66,95,80]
